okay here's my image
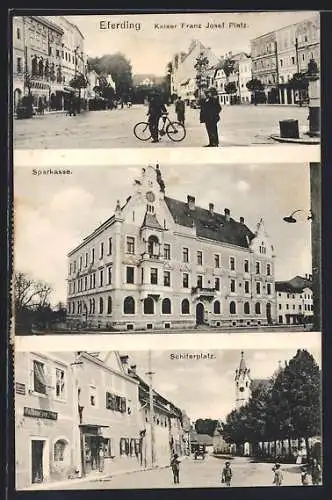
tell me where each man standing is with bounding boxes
[147,93,168,143]
[175,96,185,125]
[200,87,222,147]
[170,453,181,484]
[310,458,322,485]
[221,461,233,487]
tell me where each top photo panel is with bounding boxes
[12,11,320,149]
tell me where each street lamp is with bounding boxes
[283,209,313,224]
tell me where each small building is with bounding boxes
[213,421,231,454]
[189,430,214,454]
[276,274,313,325]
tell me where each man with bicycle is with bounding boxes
[147,92,168,143]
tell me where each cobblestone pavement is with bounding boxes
[13,104,312,149]
[42,455,304,490]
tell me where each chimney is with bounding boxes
[187,195,195,211]
[129,364,137,376]
[120,355,129,372]
[209,203,214,215]
[224,208,230,221]
[240,216,244,224]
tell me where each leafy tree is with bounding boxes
[194,418,218,436]
[88,53,133,99]
[222,57,235,78]
[246,78,265,105]
[194,52,210,99]
[69,73,88,98]
[288,73,309,91]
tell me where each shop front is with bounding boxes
[79,424,109,476]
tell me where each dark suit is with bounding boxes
[148,97,167,141]
[200,97,221,146]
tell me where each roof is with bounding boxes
[141,212,163,230]
[190,432,214,446]
[238,351,247,372]
[275,275,312,293]
[164,196,255,248]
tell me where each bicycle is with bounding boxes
[133,114,186,142]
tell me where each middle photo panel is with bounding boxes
[14,161,315,335]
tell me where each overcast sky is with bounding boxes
[123,347,321,421]
[60,11,318,75]
[14,163,311,305]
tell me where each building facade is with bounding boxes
[276,275,313,325]
[212,52,251,105]
[66,165,277,332]
[251,31,279,103]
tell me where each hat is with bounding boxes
[225,461,230,466]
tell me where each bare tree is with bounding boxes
[14,271,53,311]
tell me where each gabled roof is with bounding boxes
[275,275,312,293]
[164,197,255,248]
[189,432,214,445]
[141,212,164,230]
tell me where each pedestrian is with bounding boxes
[272,463,284,486]
[310,458,322,485]
[37,97,44,116]
[147,93,168,143]
[170,452,181,484]
[221,461,232,487]
[301,465,310,486]
[98,444,105,472]
[199,87,222,147]
[175,96,185,125]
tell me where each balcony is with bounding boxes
[191,286,216,301]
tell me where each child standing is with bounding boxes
[221,461,233,487]
[272,463,284,486]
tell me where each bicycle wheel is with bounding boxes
[166,121,186,142]
[134,122,151,141]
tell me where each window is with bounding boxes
[244,281,250,294]
[99,242,104,259]
[267,283,271,295]
[256,262,260,274]
[162,298,171,314]
[126,266,134,284]
[244,302,250,314]
[255,302,261,314]
[33,360,47,395]
[150,268,158,285]
[230,257,235,270]
[144,297,154,314]
[182,273,189,288]
[244,259,249,273]
[17,57,22,73]
[84,252,88,267]
[17,27,21,39]
[108,238,112,255]
[92,273,96,288]
[230,301,236,314]
[197,275,203,288]
[182,247,189,263]
[164,271,171,287]
[291,56,295,65]
[124,296,135,314]
[91,248,95,263]
[84,277,87,291]
[278,304,282,310]
[214,254,220,268]
[299,304,302,311]
[99,297,104,314]
[148,236,159,257]
[107,266,112,284]
[214,300,221,314]
[215,277,220,291]
[286,304,289,310]
[99,269,104,287]
[164,244,171,260]
[181,299,190,314]
[267,263,271,276]
[107,296,112,314]
[230,279,236,293]
[197,251,203,265]
[126,236,135,254]
[55,368,65,399]
[54,440,66,462]
[90,386,97,406]
[79,256,83,270]
[256,282,261,294]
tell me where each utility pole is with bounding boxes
[146,350,156,467]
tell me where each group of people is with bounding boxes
[170,454,322,487]
[146,88,222,146]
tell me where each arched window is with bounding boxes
[124,296,135,315]
[213,300,221,314]
[244,302,250,314]
[99,297,104,314]
[92,298,95,314]
[229,301,236,314]
[147,235,159,257]
[144,297,154,314]
[162,298,171,314]
[181,299,190,314]
[255,302,261,314]
[107,296,112,314]
[54,439,68,462]
[72,302,75,314]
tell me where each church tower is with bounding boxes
[235,351,252,409]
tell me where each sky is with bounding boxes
[122,347,321,421]
[14,162,312,305]
[59,11,318,75]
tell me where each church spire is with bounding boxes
[155,163,165,193]
[238,351,247,373]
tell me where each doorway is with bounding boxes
[196,303,204,325]
[31,440,45,483]
[266,303,272,325]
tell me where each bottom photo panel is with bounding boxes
[14,332,322,491]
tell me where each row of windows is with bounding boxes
[278,303,313,311]
[69,238,272,275]
[32,360,66,399]
[69,296,271,317]
[277,292,312,299]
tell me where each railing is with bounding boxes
[191,286,216,295]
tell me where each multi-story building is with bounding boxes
[276,274,313,325]
[238,54,252,103]
[66,164,277,332]
[12,16,26,109]
[212,52,251,105]
[251,31,279,103]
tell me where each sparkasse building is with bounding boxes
[66,165,277,331]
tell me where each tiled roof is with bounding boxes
[190,432,214,445]
[141,212,164,230]
[275,275,312,293]
[164,196,255,248]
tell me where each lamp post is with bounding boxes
[146,350,156,467]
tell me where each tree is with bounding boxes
[69,73,88,99]
[224,81,238,103]
[194,418,218,436]
[246,78,265,105]
[222,57,235,78]
[194,52,210,99]
[88,53,133,99]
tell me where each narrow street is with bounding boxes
[42,455,304,490]
[13,103,311,149]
